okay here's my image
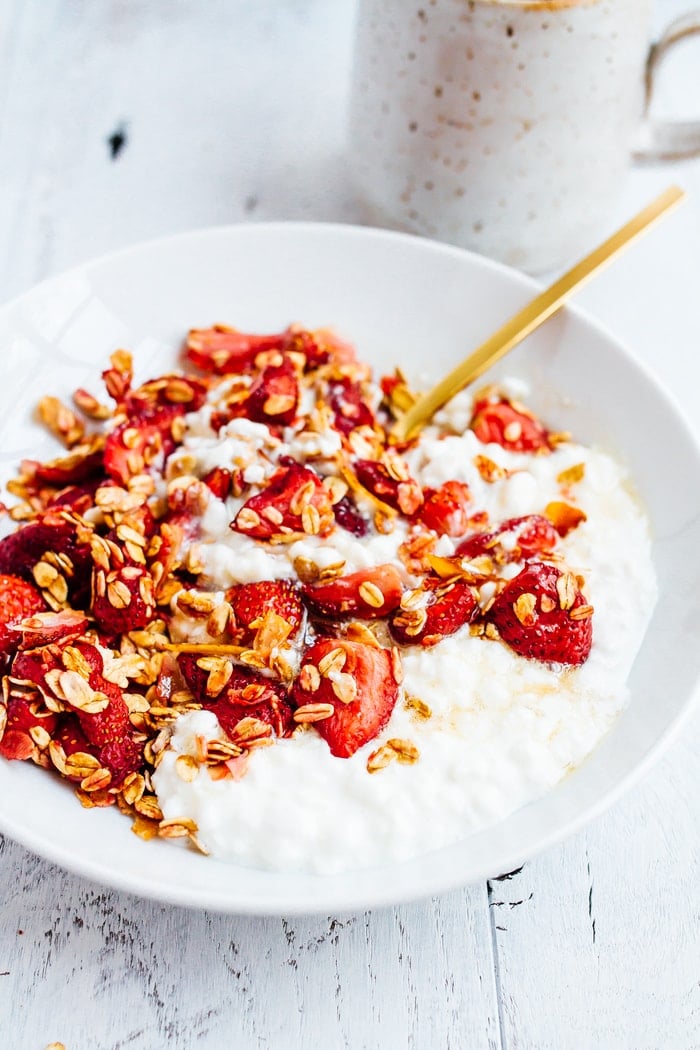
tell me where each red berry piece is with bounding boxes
[0,514,93,607]
[92,564,156,636]
[15,609,89,649]
[332,495,369,537]
[231,462,335,539]
[69,643,143,784]
[122,375,207,421]
[31,445,105,488]
[104,413,173,487]
[177,657,295,739]
[0,574,46,658]
[227,579,303,641]
[470,396,550,452]
[488,562,593,666]
[52,714,97,772]
[291,639,401,758]
[456,514,558,564]
[0,697,58,761]
[211,679,295,740]
[415,481,472,537]
[302,564,404,620]
[390,575,478,648]
[202,467,232,501]
[184,326,287,374]
[353,458,423,515]
[327,378,376,436]
[241,358,299,427]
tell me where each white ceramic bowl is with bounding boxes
[0,223,699,914]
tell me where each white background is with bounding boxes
[1,2,699,1048]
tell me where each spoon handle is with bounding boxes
[391,184,686,443]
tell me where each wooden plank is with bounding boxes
[0,835,501,1049]
[489,717,700,1050]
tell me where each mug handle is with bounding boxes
[634,11,700,160]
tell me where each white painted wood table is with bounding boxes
[1,3,699,1048]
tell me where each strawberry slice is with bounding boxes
[104,413,173,487]
[14,609,89,649]
[231,461,335,540]
[0,514,93,606]
[69,642,144,783]
[488,562,593,665]
[52,713,96,770]
[0,697,58,761]
[122,375,208,421]
[332,495,369,537]
[92,564,156,637]
[327,378,376,436]
[353,459,423,515]
[456,514,558,564]
[177,657,295,738]
[184,325,287,374]
[390,575,478,647]
[0,574,46,658]
[227,579,303,640]
[202,467,232,501]
[240,357,299,427]
[470,395,550,452]
[291,638,401,758]
[415,481,472,537]
[302,564,403,620]
[31,445,105,488]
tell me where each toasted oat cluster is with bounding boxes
[0,322,593,851]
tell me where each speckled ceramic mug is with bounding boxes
[349,0,700,272]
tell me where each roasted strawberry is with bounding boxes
[488,562,593,666]
[241,358,299,427]
[332,494,369,537]
[103,414,171,487]
[0,697,58,761]
[202,466,232,501]
[47,478,104,514]
[300,327,360,368]
[390,575,478,647]
[470,395,550,452]
[92,564,156,636]
[31,445,105,488]
[291,638,401,758]
[0,514,93,606]
[231,461,335,540]
[353,458,423,515]
[415,481,472,537]
[184,325,287,374]
[456,514,558,563]
[284,327,330,370]
[327,378,376,436]
[209,680,295,740]
[227,579,303,640]
[66,644,143,783]
[52,713,95,766]
[0,574,46,657]
[302,564,403,620]
[122,374,207,421]
[177,656,294,738]
[14,609,89,649]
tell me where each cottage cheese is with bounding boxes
[153,381,656,875]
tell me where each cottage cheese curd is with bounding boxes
[153,380,656,874]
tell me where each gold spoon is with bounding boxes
[390,185,686,443]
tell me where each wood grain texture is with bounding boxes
[0,838,501,1049]
[1,1,700,1048]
